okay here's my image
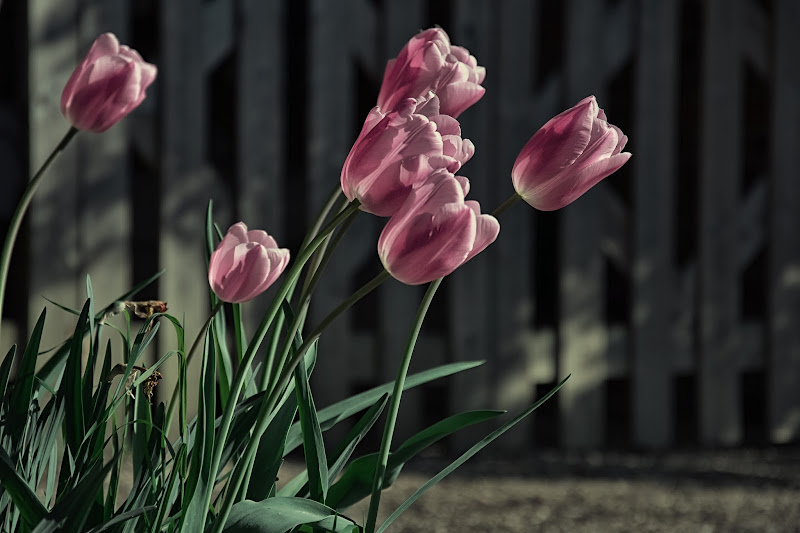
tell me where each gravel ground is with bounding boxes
[282,448,800,532]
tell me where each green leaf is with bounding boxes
[222,498,358,533]
[0,448,48,528]
[326,409,503,510]
[61,300,90,454]
[284,360,484,454]
[278,393,388,499]
[375,375,570,533]
[7,308,45,447]
[245,390,297,501]
[0,344,16,402]
[180,328,217,532]
[33,452,121,533]
[293,343,327,504]
[84,506,158,533]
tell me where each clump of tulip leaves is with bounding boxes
[0,205,565,532]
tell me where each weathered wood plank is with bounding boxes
[768,0,800,443]
[237,0,285,333]
[159,0,216,416]
[491,0,537,451]
[76,0,132,328]
[449,0,494,451]
[307,0,359,413]
[632,0,679,449]
[560,0,609,449]
[28,1,82,347]
[699,0,744,445]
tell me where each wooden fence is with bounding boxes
[2,0,799,451]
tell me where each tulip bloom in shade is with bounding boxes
[378,171,499,285]
[377,28,485,118]
[341,94,472,217]
[511,96,631,211]
[208,223,290,303]
[61,33,157,132]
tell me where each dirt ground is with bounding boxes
[283,447,800,532]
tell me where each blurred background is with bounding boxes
[1,0,799,460]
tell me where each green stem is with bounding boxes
[206,200,361,526]
[267,206,359,396]
[259,185,344,390]
[0,127,78,345]
[212,269,390,532]
[491,192,521,218]
[365,277,443,533]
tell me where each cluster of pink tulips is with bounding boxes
[201,28,630,298]
[0,26,631,533]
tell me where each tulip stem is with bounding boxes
[214,268,390,531]
[207,200,361,532]
[0,126,78,346]
[268,206,360,397]
[491,192,521,218]
[365,276,443,533]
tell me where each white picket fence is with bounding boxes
[2,0,799,450]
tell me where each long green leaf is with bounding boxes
[84,506,157,533]
[245,391,297,501]
[61,300,90,454]
[180,328,217,532]
[0,448,48,528]
[7,308,45,448]
[284,360,484,454]
[0,344,16,402]
[279,393,388,499]
[375,375,570,533]
[293,344,328,504]
[222,498,358,533]
[326,409,502,510]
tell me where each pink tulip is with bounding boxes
[511,96,631,211]
[61,33,157,132]
[378,170,499,285]
[377,28,485,118]
[341,93,472,217]
[208,222,290,303]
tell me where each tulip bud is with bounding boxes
[61,33,157,132]
[377,28,485,118]
[378,170,499,285]
[208,223,290,303]
[341,93,471,217]
[511,96,631,211]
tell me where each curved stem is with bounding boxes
[213,269,391,531]
[365,277,443,533]
[0,127,78,345]
[267,206,359,395]
[207,200,361,527]
[491,192,522,218]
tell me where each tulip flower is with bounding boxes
[378,170,499,285]
[341,93,472,217]
[61,33,157,132]
[208,222,290,303]
[377,28,485,118]
[511,96,631,211]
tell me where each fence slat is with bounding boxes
[632,0,679,449]
[28,1,82,347]
[448,0,494,451]
[491,0,537,450]
[699,0,744,445]
[159,0,217,413]
[560,0,610,448]
[768,0,800,443]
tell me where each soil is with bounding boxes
[281,448,800,532]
